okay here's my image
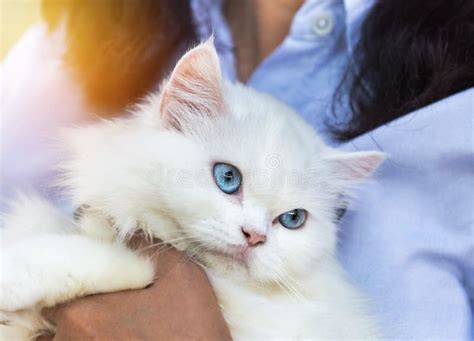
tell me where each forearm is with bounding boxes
[42,241,231,340]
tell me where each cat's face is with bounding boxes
[157,85,343,283]
[66,40,383,285]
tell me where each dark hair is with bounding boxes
[42,0,473,136]
[331,0,474,140]
[42,0,195,114]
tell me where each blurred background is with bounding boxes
[1,0,41,59]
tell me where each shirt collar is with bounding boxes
[189,0,375,73]
[343,0,375,55]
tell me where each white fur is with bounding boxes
[1,41,383,339]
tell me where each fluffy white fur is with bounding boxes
[0,40,384,339]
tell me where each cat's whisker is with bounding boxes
[136,235,201,253]
[279,268,304,292]
[182,243,213,269]
[270,267,307,303]
[282,278,307,302]
[272,276,294,301]
[276,263,308,302]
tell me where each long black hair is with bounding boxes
[42,0,474,137]
[332,0,474,140]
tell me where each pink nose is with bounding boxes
[241,227,266,247]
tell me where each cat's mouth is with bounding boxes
[208,245,250,266]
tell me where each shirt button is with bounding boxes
[312,11,334,37]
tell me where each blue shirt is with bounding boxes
[1,0,472,339]
[191,0,474,338]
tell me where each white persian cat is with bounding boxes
[0,40,384,339]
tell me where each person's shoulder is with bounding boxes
[339,88,472,213]
[341,88,473,160]
[337,89,473,256]
[337,89,473,341]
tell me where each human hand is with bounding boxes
[39,239,231,340]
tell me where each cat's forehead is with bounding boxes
[216,82,326,169]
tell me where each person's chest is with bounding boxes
[190,0,354,143]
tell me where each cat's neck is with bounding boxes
[204,259,340,301]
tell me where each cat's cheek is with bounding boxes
[247,259,274,282]
[274,227,325,275]
[243,245,278,282]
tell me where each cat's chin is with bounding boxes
[211,247,250,265]
[194,245,253,273]
[198,248,286,285]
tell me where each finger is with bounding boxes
[41,304,65,324]
[34,333,54,341]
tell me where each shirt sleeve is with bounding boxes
[337,88,474,339]
[0,23,90,208]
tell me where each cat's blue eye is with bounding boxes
[213,163,242,194]
[278,209,307,229]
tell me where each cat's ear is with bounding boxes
[324,151,385,184]
[158,38,224,131]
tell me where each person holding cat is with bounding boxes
[1,0,473,339]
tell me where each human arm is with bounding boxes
[40,241,231,340]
